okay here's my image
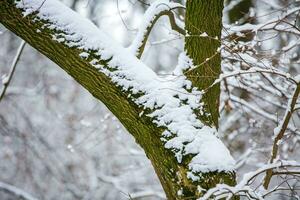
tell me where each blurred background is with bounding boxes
[0,0,299,199]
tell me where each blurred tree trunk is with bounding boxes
[0,0,236,199]
[227,0,253,24]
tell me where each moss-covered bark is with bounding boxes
[184,0,237,191]
[185,0,223,128]
[0,1,236,199]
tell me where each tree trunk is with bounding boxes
[185,1,223,128]
[0,1,236,199]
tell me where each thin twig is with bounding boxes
[129,2,185,58]
[0,40,26,102]
[263,81,300,189]
[0,181,38,200]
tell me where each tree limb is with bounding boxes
[128,1,185,58]
[0,181,38,200]
[0,40,26,102]
[263,81,300,189]
[0,1,181,198]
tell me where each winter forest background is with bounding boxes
[0,0,300,199]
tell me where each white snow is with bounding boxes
[16,0,235,176]
[199,32,208,37]
[79,52,89,59]
[1,74,9,85]
[173,52,194,75]
[295,74,300,83]
[199,160,300,200]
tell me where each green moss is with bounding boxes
[185,0,223,128]
[184,1,237,198]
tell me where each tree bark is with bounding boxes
[185,1,223,128]
[0,1,236,199]
[184,0,237,197]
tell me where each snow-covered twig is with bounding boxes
[128,0,185,58]
[205,67,298,93]
[224,7,300,35]
[199,161,300,200]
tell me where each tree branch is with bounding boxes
[128,1,185,58]
[263,81,300,189]
[204,67,298,93]
[0,181,38,200]
[0,40,26,102]
[200,161,300,200]
[0,1,181,198]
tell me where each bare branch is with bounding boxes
[264,81,300,189]
[128,1,185,58]
[0,40,26,102]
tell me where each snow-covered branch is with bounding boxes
[200,161,300,200]
[205,67,298,93]
[128,0,185,58]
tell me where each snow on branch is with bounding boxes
[206,67,298,93]
[224,6,300,36]
[199,161,300,200]
[16,0,235,176]
[128,0,185,58]
[0,181,38,200]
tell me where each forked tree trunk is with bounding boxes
[0,0,236,199]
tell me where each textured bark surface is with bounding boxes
[0,1,236,199]
[184,0,237,193]
[185,0,223,128]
